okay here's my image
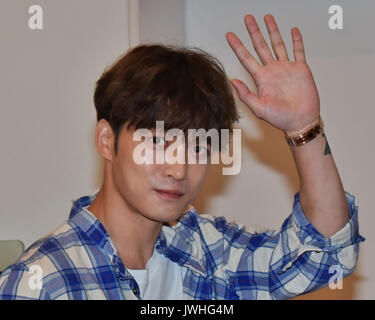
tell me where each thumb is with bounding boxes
[231,79,264,119]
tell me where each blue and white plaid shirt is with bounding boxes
[0,190,364,300]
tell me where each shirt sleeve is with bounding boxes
[206,191,365,300]
[267,191,365,299]
[0,263,50,300]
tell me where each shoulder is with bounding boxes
[172,209,280,276]
[198,213,271,234]
[183,210,278,249]
[0,220,84,299]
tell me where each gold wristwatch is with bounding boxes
[284,116,324,147]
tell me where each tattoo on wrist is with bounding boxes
[321,132,332,155]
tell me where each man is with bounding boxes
[0,14,364,299]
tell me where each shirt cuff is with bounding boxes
[292,191,365,250]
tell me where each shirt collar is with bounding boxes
[68,191,209,278]
[68,190,117,258]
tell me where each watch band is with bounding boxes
[284,116,324,147]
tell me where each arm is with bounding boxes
[226,14,348,238]
[198,192,361,299]
[289,131,349,238]
[0,263,50,300]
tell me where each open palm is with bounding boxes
[226,14,320,135]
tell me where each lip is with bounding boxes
[153,189,185,200]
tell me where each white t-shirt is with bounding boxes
[127,248,188,299]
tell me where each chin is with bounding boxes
[137,190,190,223]
[145,206,185,224]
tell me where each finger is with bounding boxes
[244,14,274,65]
[291,27,306,62]
[226,32,261,77]
[231,79,265,119]
[264,14,289,61]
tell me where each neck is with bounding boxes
[87,178,163,270]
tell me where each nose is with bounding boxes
[163,162,187,181]
[162,135,188,180]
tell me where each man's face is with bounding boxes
[110,125,210,224]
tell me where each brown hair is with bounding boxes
[94,44,239,155]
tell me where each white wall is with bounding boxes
[0,0,129,247]
[138,0,185,45]
[184,0,374,300]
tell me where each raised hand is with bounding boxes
[226,14,320,135]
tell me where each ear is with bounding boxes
[94,119,115,161]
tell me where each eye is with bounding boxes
[151,135,166,147]
[193,145,210,155]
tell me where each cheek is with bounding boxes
[122,158,155,189]
[112,151,146,192]
[188,165,209,196]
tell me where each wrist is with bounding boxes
[284,116,324,147]
[284,116,322,136]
